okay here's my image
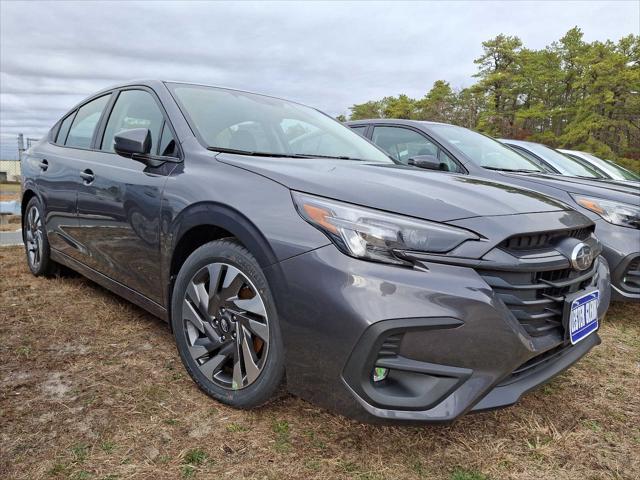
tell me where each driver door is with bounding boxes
[73,88,180,304]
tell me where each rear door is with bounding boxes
[37,94,112,258]
[73,87,180,304]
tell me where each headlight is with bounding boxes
[572,194,640,229]
[292,191,479,265]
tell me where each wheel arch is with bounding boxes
[21,188,39,217]
[164,201,279,313]
[20,188,41,238]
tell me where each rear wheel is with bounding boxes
[23,197,56,276]
[171,239,284,408]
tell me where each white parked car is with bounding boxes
[558,149,639,182]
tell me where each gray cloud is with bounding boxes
[1,0,637,158]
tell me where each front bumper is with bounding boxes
[594,218,640,302]
[265,245,610,424]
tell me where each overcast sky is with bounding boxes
[1,0,638,158]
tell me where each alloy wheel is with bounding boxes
[25,205,43,271]
[182,262,270,390]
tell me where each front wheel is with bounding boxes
[171,239,285,409]
[23,196,57,276]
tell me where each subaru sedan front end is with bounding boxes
[20,81,612,424]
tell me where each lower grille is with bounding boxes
[622,258,640,292]
[376,333,403,361]
[497,343,572,386]
[479,260,599,339]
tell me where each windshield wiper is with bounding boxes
[295,153,368,161]
[483,166,541,173]
[207,147,315,159]
[208,147,367,161]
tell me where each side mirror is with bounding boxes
[407,154,447,171]
[114,128,152,157]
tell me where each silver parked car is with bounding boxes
[558,149,640,183]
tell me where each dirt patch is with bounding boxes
[1,246,639,479]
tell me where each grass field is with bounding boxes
[1,245,639,480]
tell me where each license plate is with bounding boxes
[567,290,599,345]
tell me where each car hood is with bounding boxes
[498,172,640,203]
[217,154,569,222]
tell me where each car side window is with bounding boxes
[56,112,75,145]
[158,123,178,157]
[371,126,463,172]
[438,149,461,173]
[65,94,111,149]
[372,126,436,164]
[350,126,367,137]
[101,90,164,153]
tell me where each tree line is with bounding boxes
[345,28,639,170]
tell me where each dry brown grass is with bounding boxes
[0,216,21,232]
[1,245,639,480]
[0,183,21,202]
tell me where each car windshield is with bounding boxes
[518,143,603,178]
[580,152,640,181]
[167,83,392,163]
[426,124,542,172]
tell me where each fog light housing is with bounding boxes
[372,367,389,382]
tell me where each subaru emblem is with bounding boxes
[570,243,593,271]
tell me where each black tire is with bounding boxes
[171,239,285,409]
[23,196,57,277]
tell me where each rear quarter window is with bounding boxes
[65,94,111,149]
[55,113,75,144]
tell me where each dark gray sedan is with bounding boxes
[20,81,610,423]
[348,119,640,303]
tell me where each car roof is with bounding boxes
[558,148,583,155]
[82,79,318,107]
[496,138,536,147]
[345,118,451,127]
[59,79,320,122]
[87,79,167,96]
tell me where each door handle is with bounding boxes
[39,159,49,171]
[80,169,95,184]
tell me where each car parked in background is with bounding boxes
[20,81,611,423]
[500,139,636,188]
[347,119,640,302]
[558,149,640,182]
[498,139,605,179]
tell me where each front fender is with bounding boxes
[168,201,280,269]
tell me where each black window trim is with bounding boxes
[48,84,183,162]
[156,119,179,158]
[157,120,166,156]
[369,123,468,174]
